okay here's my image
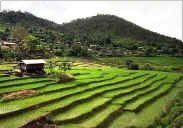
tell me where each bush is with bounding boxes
[125,59,139,70]
[144,63,153,70]
[57,73,75,83]
[126,59,133,67]
[128,63,139,70]
[171,67,182,71]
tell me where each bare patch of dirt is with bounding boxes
[2,90,37,100]
[21,117,58,128]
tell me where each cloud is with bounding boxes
[1,1,182,40]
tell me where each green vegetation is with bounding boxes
[0,11,183,61]
[0,10,182,128]
[50,96,111,123]
[96,56,183,72]
[0,23,5,32]
[0,60,182,128]
[155,80,183,128]
[109,79,183,128]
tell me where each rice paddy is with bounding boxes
[0,61,182,128]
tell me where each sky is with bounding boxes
[1,1,182,40]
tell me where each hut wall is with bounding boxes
[26,64,44,72]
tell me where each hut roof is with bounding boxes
[3,41,16,45]
[21,59,46,64]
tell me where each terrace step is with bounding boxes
[76,104,121,128]
[124,76,182,112]
[50,96,111,123]
[0,72,129,115]
[48,74,159,124]
[0,80,53,95]
[0,73,126,127]
[0,77,51,88]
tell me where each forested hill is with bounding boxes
[0,11,183,58]
[60,14,182,46]
[0,11,60,31]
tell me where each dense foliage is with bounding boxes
[0,11,183,60]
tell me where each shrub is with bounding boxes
[56,73,75,83]
[171,67,182,71]
[126,59,133,67]
[128,63,139,70]
[144,63,153,70]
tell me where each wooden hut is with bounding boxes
[1,41,17,49]
[19,59,46,74]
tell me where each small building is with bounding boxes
[19,59,46,74]
[75,42,81,45]
[1,41,17,49]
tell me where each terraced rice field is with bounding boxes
[0,63,182,128]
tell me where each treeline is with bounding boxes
[0,11,183,61]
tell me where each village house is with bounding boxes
[75,41,81,45]
[19,59,46,74]
[89,44,97,48]
[0,41,17,49]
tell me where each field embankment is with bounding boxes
[0,59,182,128]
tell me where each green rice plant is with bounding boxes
[124,83,171,111]
[0,80,54,95]
[37,72,117,94]
[0,74,178,128]
[0,72,178,128]
[112,77,168,105]
[0,72,143,115]
[0,76,25,83]
[28,70,109,93]
[38,72,145,96]
[0,65,181,128]
[102,73,162,98]
[49,96,111,123]
[48,74,153,124]
[37,68,135,94]
[0,87,119,128]
[176,78,183,88]
[0,72,106,96]
[109,77,182,128]
[0,77,51,88]
[0,74,117,114]
[73,104,121,128]
[44,74,150,122]
[124,77,180,111]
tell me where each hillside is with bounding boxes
[0,11,183,58]
[0,11,60,31]
[60,14,182,46]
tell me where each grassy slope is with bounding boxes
[96,56,183,72]
[0,59,182,128]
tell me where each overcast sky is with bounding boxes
[1,1,182,40]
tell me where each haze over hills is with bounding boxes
[0,11,183,57]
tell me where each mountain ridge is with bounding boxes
[0,11,182,57]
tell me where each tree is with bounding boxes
[12,25,28,42]
[11,25,29,59]
[1,48,17,61]
[126,59,133,67]
[69,44,88,57]
[24,35,39,54]
[144,47,154,56]
[0,28,10,40]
